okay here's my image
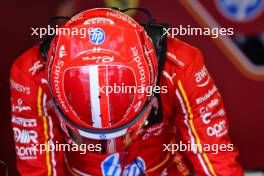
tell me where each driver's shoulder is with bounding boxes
[165,36,202,71]
[11,44,45,81]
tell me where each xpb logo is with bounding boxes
[89,28,105,45]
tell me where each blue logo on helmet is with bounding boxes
[88,28,105,45]
[217,0,264,21]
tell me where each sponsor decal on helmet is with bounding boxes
[59,45,67,58]
[130,46,147,87]
[130,46,149,112]
[88,28,105,45]
[82,56,114,63]
[53,48,68,111]
[84,17,115,25]
[106,11,138,28]
[70,13,83,23]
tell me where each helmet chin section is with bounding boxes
[51,97,154,154]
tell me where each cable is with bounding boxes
[0,160,8,176]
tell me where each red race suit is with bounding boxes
[10,37,243,176]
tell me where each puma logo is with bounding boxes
[162,71,176,85]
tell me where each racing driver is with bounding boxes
[10,8,243,176]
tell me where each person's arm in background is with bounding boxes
[10,45,64,176]
[163,38,244,175]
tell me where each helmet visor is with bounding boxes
[64,65,136,129]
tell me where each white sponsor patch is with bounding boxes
[28,60,43,75]
[142,123,165,140]
[41,78,48,84]
[195,66,210,87]
[10,79,31,94]
[211,109,225,119]
[196,86,217,104]
[12,116,37,127]
[12,98,31,113]
[13,127,38,144]
[166,52,185,67]
[16,146,37,160]
[162,71,176,85]
[207,120,227,137]
[199,99,220,124]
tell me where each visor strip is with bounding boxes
[89,65,102,128]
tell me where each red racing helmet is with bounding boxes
[47,8,158,153]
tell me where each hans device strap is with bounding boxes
[39,8,169,127]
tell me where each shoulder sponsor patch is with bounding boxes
[10,79,31,94]
[195,66,210,87]
[12,116,37,127]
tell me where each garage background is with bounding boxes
[0,0,263,175]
